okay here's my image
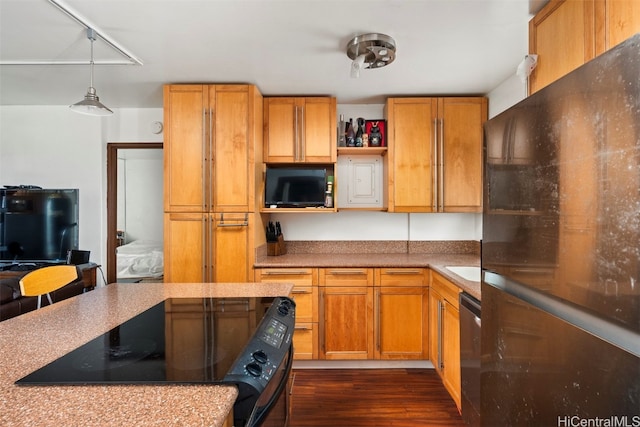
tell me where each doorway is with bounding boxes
[107,143,163,284]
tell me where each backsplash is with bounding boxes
[257,240,479,257]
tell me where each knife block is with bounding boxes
[267,235,287,256]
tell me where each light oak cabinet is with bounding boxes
[429,270,461,410]
[254,268,319,360]
[319,268,374,360]
[164,212,256,283]
[386,97,486,213]
[163,84,265,283]
[263,97,337,163]
[529,0,640,94]
[374,268,429,360]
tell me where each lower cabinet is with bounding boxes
[429,271,462,410]
[319,268,375,360]
[254,268,318,360]
[375,268,429,359]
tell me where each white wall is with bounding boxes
[0,106,162,270]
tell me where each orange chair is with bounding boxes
[19,265,80,309]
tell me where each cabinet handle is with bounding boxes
[216,213,249,227]
[320,290,325,353]
[385,269,422,275]
[262,270,308,276]
[439,117,444,212]
[201,213,207,281]
[295,325,311,330]
[327,269,367,275]
[437,299,444,370]
[300,105,305,162]
[294,106,300,161]
[376,289,381,351]
[291,289,311,294]
[432,118,438,211]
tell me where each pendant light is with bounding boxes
[70,28,113,116]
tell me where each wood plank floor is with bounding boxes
[288,369,465,426]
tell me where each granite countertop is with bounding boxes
[0,282,293,427]
[255,252,481,301]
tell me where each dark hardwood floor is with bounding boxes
[288,369,465,426]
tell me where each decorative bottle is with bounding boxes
[346,118,356,147]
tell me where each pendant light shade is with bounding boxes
[70,28,113,116]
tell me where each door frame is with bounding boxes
[106,142,163,284]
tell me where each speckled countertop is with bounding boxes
[255,240,481,300]
[0,282,293,427]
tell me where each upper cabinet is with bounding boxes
[386,97,487,213]
[264,97,337,163]
[529,0,640,94]
[164,84,262,213]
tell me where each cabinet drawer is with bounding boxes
[254,268,317,286]
[293,322,318,360]
[289,286,318,323]
[431,270,461,309]
[320,268,373,286]
[375,268,429,286]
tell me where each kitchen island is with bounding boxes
[0,282,293,427]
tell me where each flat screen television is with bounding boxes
[0,188,79,263]
[264,167,327,208]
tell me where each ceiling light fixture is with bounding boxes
[70,28,113,116]
[346,33,396,78]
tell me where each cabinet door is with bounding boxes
[264,97,336,163]
[376,286,428,360]
[320,286,374,360]
[440,98,486,213]
[387,98,438,212]
[600,0,640,51]
[211,212,252,283]
[210,85,257,212]
[164,85,207,212]
[164,212,205,283]
[529,0,597,94]
[255,268,318,323]
[301,97,336,163]
[442,300,461,410]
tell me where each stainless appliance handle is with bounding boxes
[484,272,640,358]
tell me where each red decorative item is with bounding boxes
[365,120,386,147]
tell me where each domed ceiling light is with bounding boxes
[346,33,396,78]
[70,28,113,116]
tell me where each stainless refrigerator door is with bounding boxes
[481,277,640,426]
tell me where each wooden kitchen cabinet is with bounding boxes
[529,0,640,94]
[164,84,261,213]
[254,268,319,360]
[264,97,337,163]
[386,97,486,213]
[163,84,265,283]
[164,212,257,283]
[429,270,461,410]
[319,268,374,360]
[374,268,429,360]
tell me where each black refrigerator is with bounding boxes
[481,34,640,426]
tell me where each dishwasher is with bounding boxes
[459,292,481,426]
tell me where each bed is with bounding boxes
[116,240,164,280]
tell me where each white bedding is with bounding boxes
[116,240,164,279]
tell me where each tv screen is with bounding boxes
[0,189,79,262]
[265,167,327,208]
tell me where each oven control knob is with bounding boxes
[252,350,268,364]
[277,303,289,316]
[246,362,262,377]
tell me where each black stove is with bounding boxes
[17,296,296,427]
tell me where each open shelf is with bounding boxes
[338,147,387,155]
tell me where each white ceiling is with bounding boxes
[0,0,547,109]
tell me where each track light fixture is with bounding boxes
[70,28,113,116]
[346,33,396,78]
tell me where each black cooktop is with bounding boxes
[17,297,273,385]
